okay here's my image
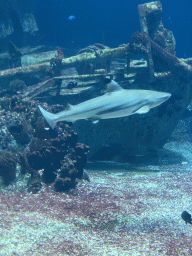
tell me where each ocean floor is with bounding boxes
[1,140,192,255]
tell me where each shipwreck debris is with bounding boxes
[137,1,156,80]
[0,1,192,163]
[0,45,127,80]
[8,41,22,69]
[129,1,179,80]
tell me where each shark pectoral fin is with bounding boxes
[88,117,100,124]
[135,106,150,114]
[92,120,99,124]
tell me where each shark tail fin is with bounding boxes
[38,105,57,129]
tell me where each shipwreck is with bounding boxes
[0,1,192,162]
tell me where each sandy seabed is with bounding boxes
[1,140,192,255]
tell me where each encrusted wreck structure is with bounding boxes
[0,0,192,187]
[0,0,39,54]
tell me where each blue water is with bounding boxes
[1,1,192,254]
[35,0,192,57]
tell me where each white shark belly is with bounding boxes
[55,97,146,122]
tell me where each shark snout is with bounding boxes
[149,92,171,108]
[159,92,171,102]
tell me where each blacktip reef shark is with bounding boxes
[38,79,171,129]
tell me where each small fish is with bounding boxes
[68,15,75,21]
[67,81,77,89]
[82,171,90,182]
[38,79,171,129]
[181,211,192,224]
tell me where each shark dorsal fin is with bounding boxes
[106,80,123,93]
[66,103,73,110]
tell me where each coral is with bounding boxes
[0,96,38,151]
[26,119,89,193]
[0,80,27,97]
[0,94,38,115]
[18,152,34,174]
[9,79,27,94]
[0,92,89,192]
[8,121,31,145]
[53,143,90,192]
[0,151,17,185]
[27,174,42,194]
[0,101,35,152]
[49,47,64,77]
[54,177,77,192]
[74,143,89,172]
[33,117,58,140]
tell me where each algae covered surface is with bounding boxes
[1,140,192,255]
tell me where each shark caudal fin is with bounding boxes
[38,105,58,129]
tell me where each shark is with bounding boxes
[38,79,171,129]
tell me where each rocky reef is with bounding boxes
[1,1,192,188]
[0,95,90,193]
[0,151,17,185]
[25,121,89,193]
